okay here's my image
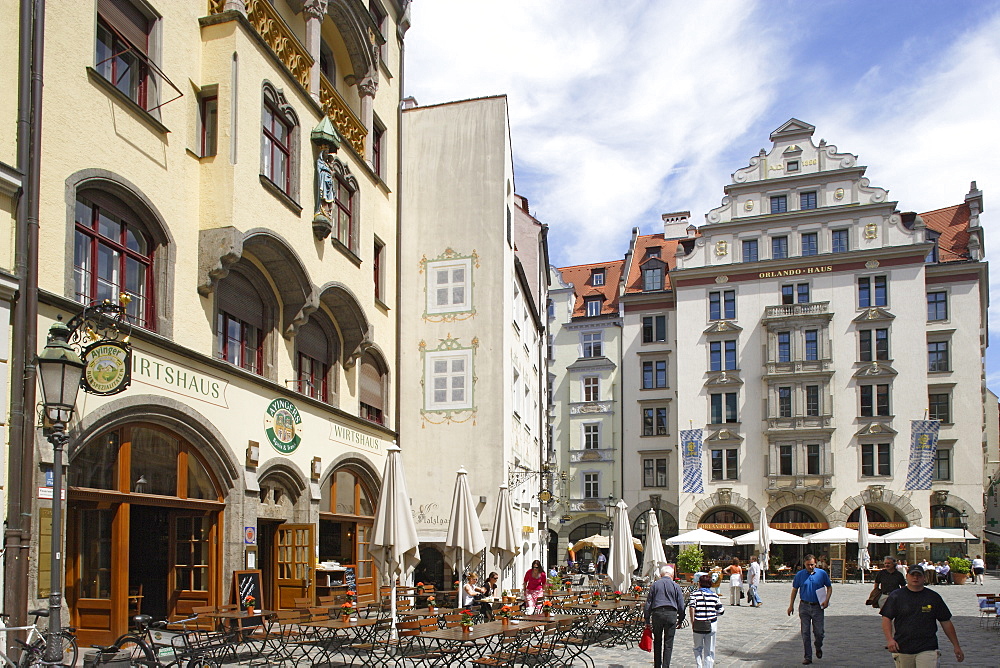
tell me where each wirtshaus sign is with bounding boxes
[264,398,303,454]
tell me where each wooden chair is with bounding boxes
[308,607,330,622]
[292,597,312,610]
[471,627,534,668]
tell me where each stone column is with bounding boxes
[223,0,246,13]
[303,0,328,98]
[358,76,378,164]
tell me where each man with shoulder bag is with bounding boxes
[869,557,906,610]
[689,574,725,668]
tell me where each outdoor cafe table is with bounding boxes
[421,619,548,666]
[296,617,381,667]
[399,607,459,618]
[521,613,581,622]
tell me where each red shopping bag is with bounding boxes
[639,624,653,652]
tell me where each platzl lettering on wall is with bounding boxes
[131,349,228,408]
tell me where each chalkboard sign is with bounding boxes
[345,566,356,591]
[829,558,845,583]
[233,570,263,610]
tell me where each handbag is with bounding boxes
[639,624,653,652]
[692,618,714,634]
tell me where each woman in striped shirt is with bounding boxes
[689,574,725,668]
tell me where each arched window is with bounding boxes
[74,190,155,328]
[701,509,749,525]
[632,509,678,541]
[848,507,888,523]
[296,317,336,403]
[359,351,387,425]
[772,507,820,524]
[930,505,962,529]
[216,267,270,376]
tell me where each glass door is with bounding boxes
[274,524,315,609]
[170,512,216,618]
[67,506,116,646]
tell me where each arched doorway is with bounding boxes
[319,465,377,603]
[568,522,605,571]
[929,505,967,561]
[412,545,445,592]
[699,508,753,561]
[546,529,559,569]
[771,506,827,567]
[66,424,224,645]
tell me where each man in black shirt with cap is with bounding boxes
[880,564,964,666]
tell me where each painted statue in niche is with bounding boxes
[314,149,336,238]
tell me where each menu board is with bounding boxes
[829,558,845,582]
[234,570,263,610]
[345,566,356,591]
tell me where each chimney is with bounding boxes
[662,211,691,240]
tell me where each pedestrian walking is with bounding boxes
[787,554,832,665]
[868,556,906,610]
[644,564,686,668]
[723,558,743,606]
[747,555,763,607]
[596,551,607,575]
[522,559,546,613]
[880,564,964,666]
[689,574,724,668]
[971,555,985,585]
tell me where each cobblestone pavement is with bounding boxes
[586,573,1000,668]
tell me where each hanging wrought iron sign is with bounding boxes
[81,341,131,395]
[68,295,134,396]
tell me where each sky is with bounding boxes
[403,0,1000,391]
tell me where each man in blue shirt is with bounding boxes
[787,554,833,665]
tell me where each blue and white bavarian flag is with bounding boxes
[905,420,940,490]
[680,429,704,494]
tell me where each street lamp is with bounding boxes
[604,495,617,532]
[35,321,85,663]
[959,510,969,557]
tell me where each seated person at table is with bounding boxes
[462,572,486,608]
[479,572,499,620]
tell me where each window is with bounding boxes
[642,315,667,343]
[583,473,599,499]
[642,407,668,436]
[643,265,664,291]
[74,192,154,328]
[801,232,818,256]
[583,424,600,449]
[928,341,949,372]
[95,0,152,109]
[262,98,292,194]
[797,283,810,303]
[742,239,759,263]
[772,236,789,259]
[770,195,787,213]
[373,238,384,302]
[710,340,737,371]
[777,331,791,362]
[334,170,356,250]
[216,270,266,375]
[581,332,602,358]
[642,360,667,389]
[927,292,947,321]
[584,297,602,317]
[924,231,940,263]
[709,290,736,320]
[804,330,818,361]
[368,0,388,62]
[858,275,887,308]
[806,385,820,416]
[778,387,792,418]
[643,457,668,487]
[800,191,817,210]
[371,118,385,178]
[427,260,471,314]
[319,40,336,81]
[583,376,599,402]
[359,352,387,425]
[928,393,950,423]
[859,328,889,361]
[591,269,605,286]
[933,448,951,481]
[711,448,738,480]
[647,248,661,259]
[786,160,799,173]
[860,384,890,417]
[199,93,218,157]
[832,229,849,253]
[779,445,793,475]
[426,350,472,410]
[511,367,521,416]
[807,444,820,475]
[861,443,890,477]
[710,392,738,424]
[296,319,331,402]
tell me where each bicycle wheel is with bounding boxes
[15,644,44,668]
[184,658,220,668]
[112,632,157,667]
[60,631,79,667]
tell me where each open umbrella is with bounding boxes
[571,534,643,553]
[642,509,668,579]
[607,499,638,591]
[443,467,486,587]
[370,444,420,639]
[858,505,871,584]
[732,527,807,545]
[488,484,519,590]
[806,526,860,544]
[877,526,958,543]
[664,528,734,546]
[758,509,771,579]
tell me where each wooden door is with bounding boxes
[67,504,118,646]
[273,523,315,609]
[355,522,376,602]
[169,512,216,618]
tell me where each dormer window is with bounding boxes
[584,296,602,317]
[642,258,665,292]
[647,247,661,259]
[786,160,799,173]
[925,231,940,263]
[591,268,605,286]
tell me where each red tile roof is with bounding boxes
[920,203,971,263]
[624,235,681,293]
[556,260,624,317]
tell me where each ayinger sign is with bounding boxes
[81,341,132,395]
[264,398,304,454]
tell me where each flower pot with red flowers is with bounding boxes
[340,603,354,622]
[459,608,475,632]
[498,604,513,625]
[613,590,623,602]
[243,594,256,616]
[540,600,554,617]
[427,595,437,612]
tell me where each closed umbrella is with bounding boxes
[758,509,771,579]
[370,444,420,638]
[444,467,486,588]
[488,484,519,589]
[858,505,871,584]
[642,509,667,579]
[607,499,638,591]
[664,528,734,546]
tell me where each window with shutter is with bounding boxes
[359,354,386,425]
[296,320,331,402]
[216,269,268,375]
[95,0,152,108]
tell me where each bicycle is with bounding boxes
[0,609,78,667]
[93,614,224,668]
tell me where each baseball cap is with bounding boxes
[907,565,925,575]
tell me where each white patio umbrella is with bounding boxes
[488,484,519,589]
[858,505,872,584]
[664,528,734,546]
[370,444,420,639]
[732,527,807,545]
[806,526,861,544]
[607,499,638,591]
[758,509,771,578]
[878,526,959,543]
[443,467,486,588]
[642,509,668,579]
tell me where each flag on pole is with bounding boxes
[680,429,704,493]
[905,420,940,490]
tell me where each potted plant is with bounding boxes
[243,594,255,616]
[632,585,643,596]
[426,595,437,611]
[948,557,971,584]
[340,602,354,622]
[459,608,475,632]
[497,604,513,625]
[540,600,554,616]
[677,544,705,581]
[612,590,622,602]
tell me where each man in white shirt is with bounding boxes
[747,555,763,607]
[971,555,986,585]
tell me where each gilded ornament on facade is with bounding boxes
[319,75,368,156]
[834,188,845,201]
[715,240,729,256]
[864,222,878,239]
[715,275,729,284]
[744,200,754,211]
[865,260,880,269]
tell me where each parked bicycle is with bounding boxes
[92,614,224,668]
[0,609,78,667]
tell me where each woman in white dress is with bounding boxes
[723,558,743,606]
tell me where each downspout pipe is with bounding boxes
[5,0,43,635]
[394,16,406,447]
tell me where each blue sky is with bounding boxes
[404,0,1000,390]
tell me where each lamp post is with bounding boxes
[604,495,616,533]
[35,321,85,663]
[959,510,969,558]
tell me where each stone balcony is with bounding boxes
[763,301,832,321]
[766,415,834,431]
[568,498,610,513]
[766,473,833,491]
[568,401,614,415]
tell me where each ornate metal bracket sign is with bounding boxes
[68,296,134,397]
